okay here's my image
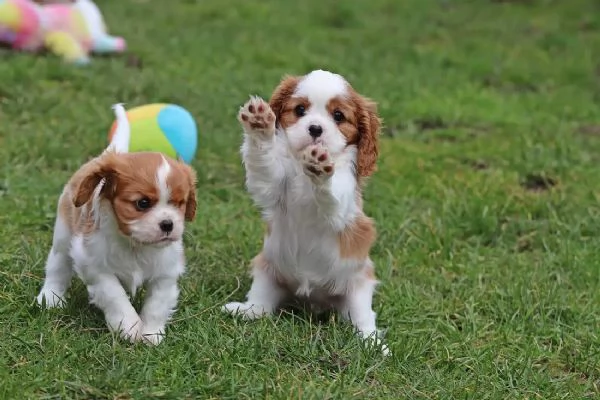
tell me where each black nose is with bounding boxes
[308,124,323,138]
[159,219,174,233]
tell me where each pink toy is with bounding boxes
[0,0,125,64]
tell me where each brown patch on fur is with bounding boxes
[58,189,96,235]
[167,162,197,221]
[349,88,381,178]
[338,214,376,260]
[278,96,310,129]
[269,75,300,126]
[71,154,118,208]
[326,96,360,144]
[66,151,196,237]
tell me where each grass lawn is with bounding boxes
[2,0,600,398]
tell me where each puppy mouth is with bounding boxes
[136,236,178,246]
[295,138,324,152]
[154,236,178,244]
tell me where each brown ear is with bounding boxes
[183,164,197,221]
[269,75,300,125]
[72,156,117,207]
[356,96,381,178]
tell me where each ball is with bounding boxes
[108,103,198,164]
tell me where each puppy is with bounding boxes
[223,70,388,353]
[36,104,197,345]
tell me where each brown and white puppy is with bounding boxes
[223,70,388,354]
[36,104,197,345]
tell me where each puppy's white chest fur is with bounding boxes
[259,141,362,297]
[264,198,338,295]
[70,229,184,296]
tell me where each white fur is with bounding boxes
[156,156,171,203]
[36,209,74,308]
[295,70,348,100]
[223,72,388,354]
[107,103,130,154]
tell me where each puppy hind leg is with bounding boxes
[36,215,73,308]
[337,269,390,355]
[222,254,288,319]
[36,247,73,308]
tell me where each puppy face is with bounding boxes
[72,152,197,246]
[269,70,381,177]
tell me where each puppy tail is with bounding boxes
[106,103,130,153]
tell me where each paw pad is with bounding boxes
[302,144,334,180]
[238,97,276,135]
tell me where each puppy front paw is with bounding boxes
[301,143,334,183]
[238,96,276,138]
[107,315,144,343]
[360,330,391,357]
[222,302,272,320]
[141,326,165,346]
[36,289,67,308]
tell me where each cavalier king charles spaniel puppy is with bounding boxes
[36,104,197,345]
[223,70,388,353]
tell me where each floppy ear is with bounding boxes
[269,75,300,125]
[183,164,197,221]
[72,155,118,207]
[356,96,381,178]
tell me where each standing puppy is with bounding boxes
[223,70,388,353]
[36,104,197,345]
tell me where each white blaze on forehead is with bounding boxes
[294,70,349,104]
[156,156,171,204]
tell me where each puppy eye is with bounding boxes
[294,105,306,117]
[333,110,345,123]
[135,197,152,211]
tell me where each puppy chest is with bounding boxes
[71,236,172,295]
[263,222,343,286]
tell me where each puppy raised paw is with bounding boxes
[301,143,334,183]
[238,96,276,138]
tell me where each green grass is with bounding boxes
[1,0,600,398]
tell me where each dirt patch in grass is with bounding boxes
[520,173,558,192]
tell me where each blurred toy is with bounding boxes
[0,0,125,64]
[108,104,198,165]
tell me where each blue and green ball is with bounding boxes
[108,103,198,164]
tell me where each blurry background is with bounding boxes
[1,0,600,398]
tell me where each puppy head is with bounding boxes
[269,70,381,177]
[73,152,197,246]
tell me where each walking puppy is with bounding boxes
[223,70,388,353]
[36,104,197,345]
